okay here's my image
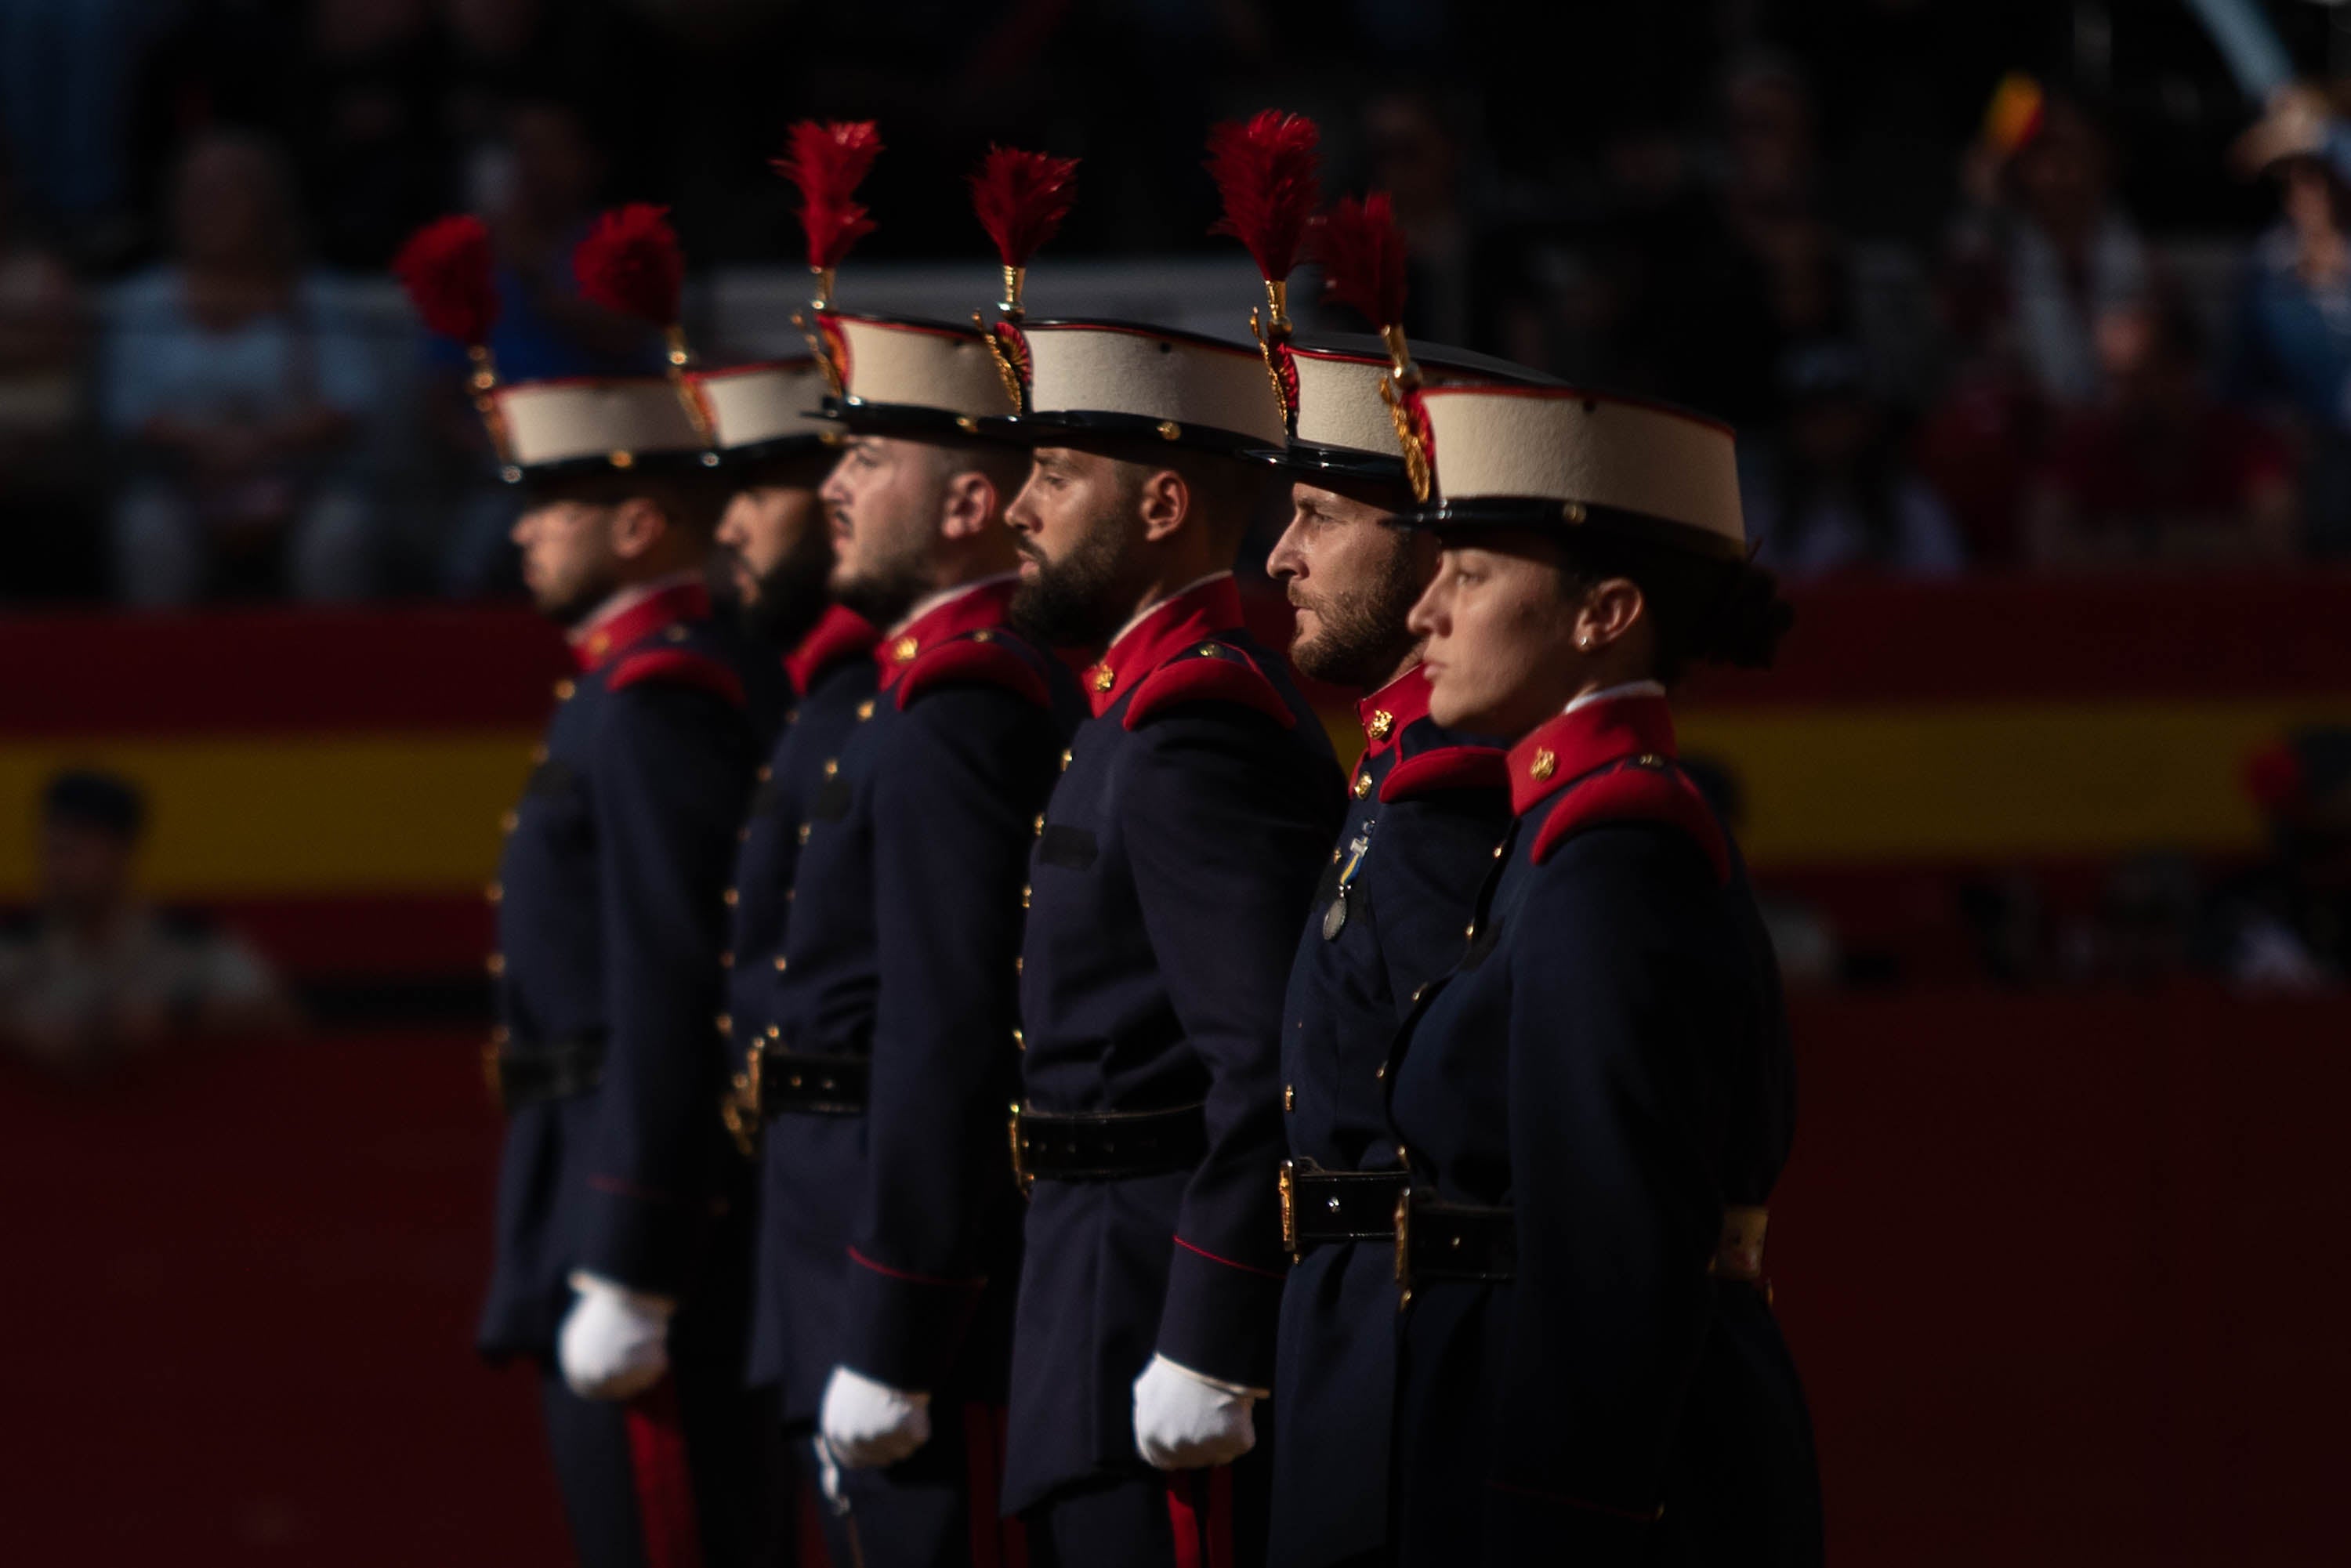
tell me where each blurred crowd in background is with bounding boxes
[9,0,2351,1068]
[10,0,2351,601]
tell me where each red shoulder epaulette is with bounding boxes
[608,647,748,709]
[1122,642,1296,731]
[1527,759,1729,883]
[1378,744,1509,802]
[895,632,1051,711]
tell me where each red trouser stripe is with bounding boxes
[964,1404,1002,1568]
[1165,1473,1204,1568]
[624,1380,705,1568]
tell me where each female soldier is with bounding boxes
[1379,384,1823,1566]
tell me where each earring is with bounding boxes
[1577,635,1593,652]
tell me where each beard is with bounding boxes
[732,527,835,648]
[829,546,931,631]
[1010,513,1132,648]
[1289,538,1425,688]
[536,560,623,629]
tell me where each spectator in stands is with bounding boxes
[2227,84,2351,559]
[0,138,97,599]
[1744,340,1967,578]
[0,770,296,1079]
[101,129,382,603]
[1911,255,2051,568]
[2025,298,2298,569]
[2201,729,2351,993]
[426,96,658,595]
[1950,82,2147,411]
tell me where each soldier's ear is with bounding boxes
[938,468,996,542]
[1136,467,1187,543]
[607,494,670,560]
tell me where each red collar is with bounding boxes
[1357,664,1433,758]
[784,605,878,697]
[571,580,710,672]
[1505,693,1679,816]
[1081,576,1247,718]
[874,578,1020,690]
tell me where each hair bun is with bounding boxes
[1701,560,1794,671]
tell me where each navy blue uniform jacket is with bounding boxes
[758,579,1078,1421]
[726,605,880,1389]
[479,580,759,1356]
[1269,664,1512,1566]
[1005,574,1344,1512]
[1386,693,1822,1566]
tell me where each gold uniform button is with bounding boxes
[1012,1027,1025,1051]
[766,1023,781,1039]
[1089,666,1114,693]
[773,954,788,972]
[1529,748,1556,782]
[1033,813,1045,835]
[857,698,876,720]
[715,1012,732,1034]
[1020,885,1031,909]
[553,679,575,701]
[1375,1063,1387,1081]
[757,764,773,783]
[723,887,740,907]
[1060,748,1074,771]
[1283,1085,1296,1113]
[1465,922,1477,940]
[822,758,839,778]
[485,953,505,976]
[797,824,813,846]
[1331,847,1342,864]
[892,635,920,663]
[1367,710,1394,741]
[1014,956,1023,975]
[1352,773,1374,799]
[1492,842,1505,859]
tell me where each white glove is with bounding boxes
[1132,1353,1259,1470]
[556,1273,674,1401]
[819,1364,933,1469]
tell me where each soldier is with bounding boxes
[738,121,1082,1568]
[1380,382,1823,1564]
[1248,194,1552,1567]
[696,347,856,1564]
[990,311,1344,1564]
[397,209,772,1567]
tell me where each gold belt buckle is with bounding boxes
[1007,1103,1032,1196]
[480,1031,508,1110]
[721,1038,766,1159]
[1709,1204,1770,1284]
[1393,1189,1414,1310]
[1277,1161,1298,1260]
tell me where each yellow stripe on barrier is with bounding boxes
[7,697,2351,898]
[0,733,537,898]
[1680,699,2351,866]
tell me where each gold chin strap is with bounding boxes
[1374,322,1430,502]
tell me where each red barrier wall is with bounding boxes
[5,993,2342,1564]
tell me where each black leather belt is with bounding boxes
[1393,1197,1772,1305]
[1008,1101,1208,1189]
[484,1035,607,1111]
[1394,1197,1516,1302]
[1279,1161,1408,1258]
[752,1043,870,1117]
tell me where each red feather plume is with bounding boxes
[1310,191,1409,329]
[1205,110,1321,283]
[772,121,885,271]
[393,214,498,346]
[969,145,1079,269]
[573,204,686,328]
